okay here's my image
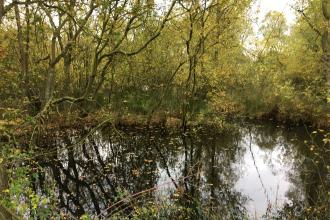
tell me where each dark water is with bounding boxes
[33,123,329,219]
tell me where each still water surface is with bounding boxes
[34,122,329,219]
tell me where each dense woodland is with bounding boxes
[0,0,329,219]
[0,0,328,127]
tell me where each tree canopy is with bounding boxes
[0,0,328,126]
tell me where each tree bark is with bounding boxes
[0,157,11,220]
[14,4,27,82]
[63,0,75,95]
[44,35,56,105]
[0,0,4,20]
[321,0,330,83]
[14,2,34,104]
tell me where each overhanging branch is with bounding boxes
[295,8,322,36]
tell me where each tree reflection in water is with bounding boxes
[32,123,329,219]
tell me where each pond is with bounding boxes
[30,122,329,219]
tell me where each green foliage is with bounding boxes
[206,6,329,125]
[0,144,58,219]
[0,1,329,217]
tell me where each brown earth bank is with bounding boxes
[1,107,329,144]
[251,109,330,129]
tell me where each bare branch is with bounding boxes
[295,7,322,36]
[100,0,177,60]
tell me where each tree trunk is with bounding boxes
[0,163,11,220]
[321,0,330,84]
[14,4,28,85]
[0,0,4,21]
[44,35,56,105]
[63,26,73,96]
[63,1,75,95]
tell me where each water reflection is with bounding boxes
[33,123,329,219]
